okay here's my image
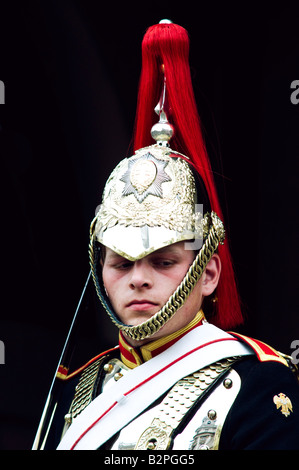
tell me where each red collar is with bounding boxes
[119,310,205,368]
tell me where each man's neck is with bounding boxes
[119,310,205,368]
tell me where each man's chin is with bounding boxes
[125,314,156,327]
[119,307,161,327]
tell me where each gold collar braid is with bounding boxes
[89,212,225,342]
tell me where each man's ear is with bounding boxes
[202,254,221,296]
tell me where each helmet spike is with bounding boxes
[151,75,174,146]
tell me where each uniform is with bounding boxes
[43,314,299,450]
[33,21,299,451]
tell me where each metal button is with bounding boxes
[114,372,123,381]
[147,439,157,450]
[207,409,217,420]
[64,413,72,424]
[103,363,114,373]
[223,378,233,389]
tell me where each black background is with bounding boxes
[0,0,298,450]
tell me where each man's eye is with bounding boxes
[115,262,133,270]
[154,259,175,267]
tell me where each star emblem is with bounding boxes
[273,393,293,417]
[120,153,171,203]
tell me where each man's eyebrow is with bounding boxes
[105,243,184,262]
[151,246,181,255]
[106,252,129,261]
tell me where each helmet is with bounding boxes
[89,21,243,341]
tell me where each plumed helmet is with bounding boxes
[89,21,243,341]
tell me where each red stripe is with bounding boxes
[125,337,236,394]
[70,402,117,450]
[119,334,142,366]
[119,343,137,363]
[62,346,120,381]
[229,332,282,361]
[70,336,237,449]
[252,338,278,356]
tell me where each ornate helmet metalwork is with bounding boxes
[89,101,225,341]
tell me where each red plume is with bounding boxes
[133,22,243,330]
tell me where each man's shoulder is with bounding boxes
[56,346,120,382]
[228,331,299,384]
[229,331,292,367]
[229,336,299,414]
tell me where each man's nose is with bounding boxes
[129,260,153,289]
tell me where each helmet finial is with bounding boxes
[151,75,174,146]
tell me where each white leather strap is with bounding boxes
[57,323,253,450]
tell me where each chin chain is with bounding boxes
[89,212,225,342]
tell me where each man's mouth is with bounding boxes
[126,300,159,311]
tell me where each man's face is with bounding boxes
[102,241,204,346]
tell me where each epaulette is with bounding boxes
[56,345,119,381]
[231,332,299,381]
[230,332,289,367]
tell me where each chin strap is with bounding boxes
[89,212,225,342]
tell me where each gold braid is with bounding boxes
[89,212,225,341]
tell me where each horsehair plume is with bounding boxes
[133,22,243,329]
